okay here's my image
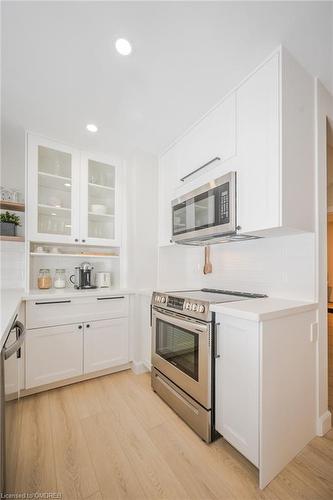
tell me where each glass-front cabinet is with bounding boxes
[27,134,121,246]
[80,153,119,246]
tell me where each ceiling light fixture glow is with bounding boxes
[86,123,98,133]
[115,38,132,56]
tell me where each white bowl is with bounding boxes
[91,204,107,214]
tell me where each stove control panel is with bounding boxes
[152,293,208,317]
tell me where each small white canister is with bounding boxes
[54,269,66,289]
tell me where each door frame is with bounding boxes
[315,79,333,435]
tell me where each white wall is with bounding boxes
[158,233,316,301]
[126,149,158,368]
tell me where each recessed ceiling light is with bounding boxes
[86,123,98,133]
[115,38,132,56]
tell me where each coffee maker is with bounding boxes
[70,262,97,289]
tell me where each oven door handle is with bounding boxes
[152,309,209,334]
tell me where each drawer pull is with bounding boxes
[96,296,125,301]
[34,300,72,305]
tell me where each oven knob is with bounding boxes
[199,305,205,313]
[192,304,198,312]
[161,296,166,303]
[185,303,190,310]
[156,296,160,302]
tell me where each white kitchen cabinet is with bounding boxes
[27,134,81,244]
[215,316,259,466]
[157,47,315,243]
[80,152,121,246]
[215,306,317,489]
[176,93,236,187]
[25,323,83,388]
[26,294,129,329]
[84,318,129,373]
[236,48,315,236]
[27,134,122,246]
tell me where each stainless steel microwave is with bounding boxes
[171,172,238,245]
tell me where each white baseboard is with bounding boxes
[316,410,332,435]
[131,361,150,375]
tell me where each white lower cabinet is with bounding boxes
[215,308,317,489]
[84,318,129,373]
[26,323,83,389]
[215,316,259,466]
[25,315,130,389]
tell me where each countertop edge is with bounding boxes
[210,299,319,321]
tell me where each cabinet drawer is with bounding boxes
[25,323,83,389]
[26,294,129,328]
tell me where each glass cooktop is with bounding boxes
[166,288,267,304]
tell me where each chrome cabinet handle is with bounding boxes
[214,322,221,359]
[180,156,221,182]
[96,296,125,301]
[35,300,71,305]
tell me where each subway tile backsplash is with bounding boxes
[0,241,25,289]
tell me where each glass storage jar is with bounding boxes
[38,269,52,289]
[54,269,66,289]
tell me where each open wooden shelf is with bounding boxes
[0,200,25,212]
[0,235,25,242]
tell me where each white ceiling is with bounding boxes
[2,1,333,167]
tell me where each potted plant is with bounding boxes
[0,211,21,236]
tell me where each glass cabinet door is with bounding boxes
[28,135,80,243]
[37,146,73,237]
[81,154,119,245]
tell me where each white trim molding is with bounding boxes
[317,410,332,436]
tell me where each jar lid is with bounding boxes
[55,269,65,272]
[39,268,50,272]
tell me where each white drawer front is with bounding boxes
[26,294,129,329]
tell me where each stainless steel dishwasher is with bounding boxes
[0,316,25,494]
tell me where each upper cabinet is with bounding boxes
[158,47,315,246]
[27,135,121,246]
[176,93,236,188]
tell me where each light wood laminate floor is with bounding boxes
[7,370,333,500]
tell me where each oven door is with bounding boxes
[152,307,212,409]
[172,172,236,242]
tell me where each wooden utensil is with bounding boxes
[203,246,212,274]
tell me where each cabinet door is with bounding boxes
[27,134,80,244]
[25,323,83,388]
[236,54,280,234]
[84,318,129,374]
[80,153,121,246]
[177,94,236,187]
[158,147,178,246]
[215,315,259,466]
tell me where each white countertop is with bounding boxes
[25,287,136,301]
[0,288,25,350]
[210,297,318,321]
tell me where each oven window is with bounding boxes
[156,318,199,381]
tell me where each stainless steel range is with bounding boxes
[151,288,267,442]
